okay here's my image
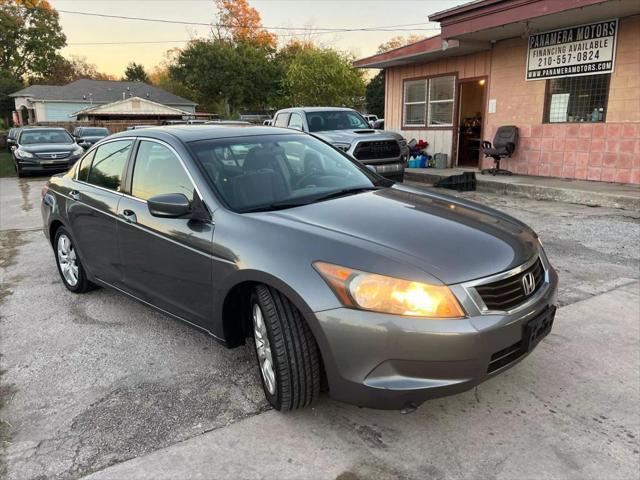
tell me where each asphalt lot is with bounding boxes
[1,175,639,480]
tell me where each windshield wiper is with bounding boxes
[308,186,381,204]
[238,201,308,213]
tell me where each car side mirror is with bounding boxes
[147,193,191,218]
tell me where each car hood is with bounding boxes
[268,185,539,285]
[313,129,403,145]
[19,143,76,153]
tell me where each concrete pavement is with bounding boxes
[1,176,639,479]
[84,282,640,480]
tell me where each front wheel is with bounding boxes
[54,227,91,293]
[251,285,321,411]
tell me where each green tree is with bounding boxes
[170,39,278,116]
[123,62,149,83]
[0,69,22,126]
[30,55,112,85]
[0,0,67,79]
[365,70,384,118]
[279,46,365,108]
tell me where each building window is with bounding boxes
[544,74,610,123]
[403,80,427,126]
[403,75,455,127]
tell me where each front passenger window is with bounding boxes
[132,141,195,202]
[87,140,132,191]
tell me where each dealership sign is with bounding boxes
[526,19,618,80]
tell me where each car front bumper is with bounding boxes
[313,258,558,410]
[15,156,80,174]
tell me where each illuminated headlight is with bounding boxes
[15,148,34,158]
[73,147,85,156]
[314,262,465,318]
[332,142,351,153]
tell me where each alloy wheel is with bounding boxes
[252,303,276,395]
[57,234,79,287]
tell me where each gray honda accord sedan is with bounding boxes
[41,125,558,411]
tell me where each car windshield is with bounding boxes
[19,130,73,145]
[189,133,385,212]
[81,128,108,136]
[305,111,371,132]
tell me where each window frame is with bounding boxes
[402,73,457,130]
[79,138,134,192]
[129,139,197,203]
[542,73,611,124]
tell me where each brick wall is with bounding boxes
[484,15,640,184]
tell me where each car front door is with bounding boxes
[67,139,133,285]
[117,139,214,327]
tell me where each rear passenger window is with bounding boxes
[77,150,95,182]
[274,113,290,127]
[131,141,195,201]
[87,140,131,191]
[288,113,304,131]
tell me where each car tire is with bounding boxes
[54,227,91,293]
[250,285,321,411]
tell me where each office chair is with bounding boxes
[480,125,519,176]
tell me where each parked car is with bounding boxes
[205,120,252,126]
[7,127,21,152]
[72,127,110,149]
[126,125,154,130]
[42,124,558,412]
[373,118,385,130]
[363,114,378,127]
[13,127,84,177]
[263,119,273,126]
[272,107,408,182]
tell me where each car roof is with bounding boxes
[110,124,298,143]
[19,126,68,131]
[278,107,356,114]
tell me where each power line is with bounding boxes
[57,9,440,33]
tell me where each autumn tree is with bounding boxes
[376,34,424,54]
[31,55,112,84]
[123,62,150,83]
[0,0,67,79]
[214,0,276,48]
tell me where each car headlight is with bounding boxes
[313,262,465,318]
[15,149,34,158]
[73,147,85,156]
[332,142,351,153]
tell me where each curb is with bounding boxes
[405,171,640,210]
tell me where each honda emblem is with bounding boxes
[522,272,536,296]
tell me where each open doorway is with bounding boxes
[456,78,486,167]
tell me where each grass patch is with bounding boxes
[0,151,15,178]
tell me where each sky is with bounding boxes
[48,0,467,77]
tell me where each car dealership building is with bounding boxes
[354,0,640,184]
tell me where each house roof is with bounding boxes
[71,97,191,117]
[10,79,196,106]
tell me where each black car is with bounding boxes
[13,127,85,177]
[42,125,557,412]
[72,127,110,149]
[6,127,21,152]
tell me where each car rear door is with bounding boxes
[116,138,214,327]
[67,138,133,285]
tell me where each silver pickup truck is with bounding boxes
[272,107,408,182]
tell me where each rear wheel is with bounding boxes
[250,285,321,411]
[54,227,91,293]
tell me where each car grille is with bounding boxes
[475,257,544,311]
[353,140,400,160]
[36,152,71,160]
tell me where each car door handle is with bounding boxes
[121,209,137,224]
[69,190,80,201]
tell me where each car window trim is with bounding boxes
[73,137,135,195]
